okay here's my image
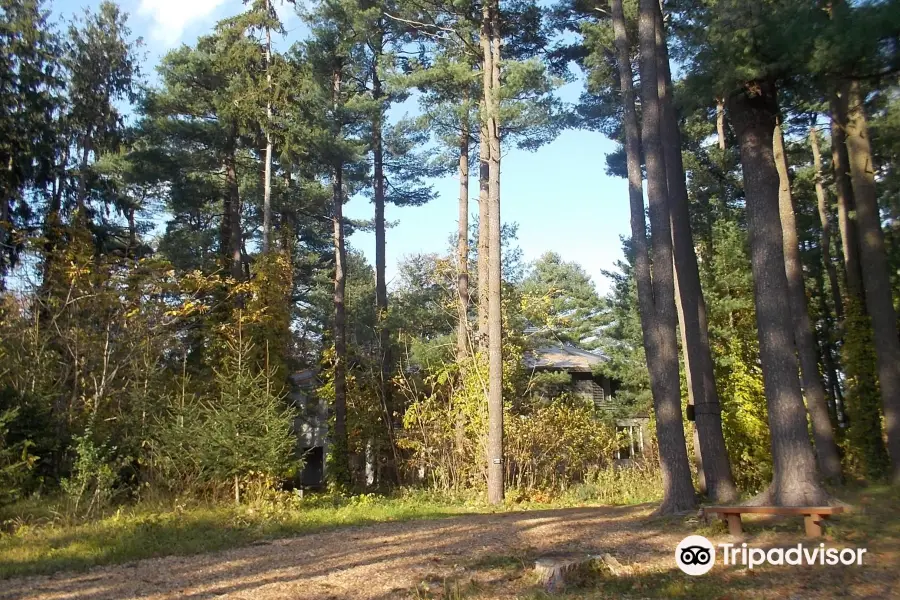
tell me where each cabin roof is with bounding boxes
[523,344,609,373]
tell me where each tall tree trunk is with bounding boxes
[41,151,67,291]
[127,207,136,256]
[457,116,470,363]
[716,99,726,152]
[483,0,503,505]
[831,86,888,478]
[75,134,91,220]
[672,272,706,494]
[224,140,243,281]
[477,113,490,350]
[655,4,736,503]
[811,123,846,427]
[371,49,396,477]
[637,0,695,513]
[727,80,828,505]
[331,69,349,488]
[773,116,842,484]
[261,0,273,253]
[0,157,11,281]
[814,253,845,427]
[831,89,864,299]
[844,79,900,483]
[810,126,843,322]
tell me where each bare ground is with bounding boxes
[1,504,897,600]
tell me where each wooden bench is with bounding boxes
[702,505,845,537]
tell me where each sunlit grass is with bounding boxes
[0,491,482,579]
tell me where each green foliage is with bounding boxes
[520,252,608,349]
[0,0,63,275]
[841,300,890,481]
[0,407,38,505]
[150,329,297,500]
[702,221,772,491]
[60,430,118,517]
[527,370,571,399]
[505,398,618,491]
[397,282,618,495]
[597,245,651,414]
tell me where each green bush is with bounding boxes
[60,430,118,517]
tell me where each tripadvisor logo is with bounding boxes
[676,535,716,575]
[675,535,868,576]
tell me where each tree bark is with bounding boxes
[331,68,349,488]
[371,47,396,474]
[477,112,490,350]
[1,157,11,280]
[813,251,845,427]
[637,0,696,514]
[810,126,843,322]
[457,115,470,363]
[127,206,136,256]
[727,80,828,505]
[75,134,91,218]
[673,270,706,494]
[844,79,900,483]
[612,0,653,416]
[483,0,503,505]
[261,0,273,253]
[656,4,736,503]
[773,116,842,484]
[831,86,887,476]
[811,123,846,426]
[831,89,864,300]
[716,99,726,152]
[224,140,243,281]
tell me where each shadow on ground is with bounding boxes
[2,488,898,600]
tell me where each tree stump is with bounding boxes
[534,553,596,593]
[601,553,631,577]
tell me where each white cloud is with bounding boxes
[138,0,229,45]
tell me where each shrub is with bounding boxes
[505,397,618,491]
[565,458,663,505]
[60,430,118,517]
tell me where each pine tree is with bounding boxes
[0,0,62,282]
[772,115,842,483]
[635,0,696,513]
[680,0,831,504]
[196,328,296,504]
[654,1,737,502]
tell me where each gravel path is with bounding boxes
[4,504,895,599]
[0,504,679,600]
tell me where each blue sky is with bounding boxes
[54,0,631,295]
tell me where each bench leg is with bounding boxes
[724,513,743,536]
[804,514,824,537]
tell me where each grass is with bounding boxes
[0,478,658,581]
[0,490,483,579]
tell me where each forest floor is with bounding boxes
[1,486,898,600]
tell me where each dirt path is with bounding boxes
[2,504,896,599]
[0,505,681,600]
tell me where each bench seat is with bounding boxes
[702,505,845,537]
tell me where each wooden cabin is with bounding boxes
[524,344,649,463]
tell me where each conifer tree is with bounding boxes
[0,0,62,282]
